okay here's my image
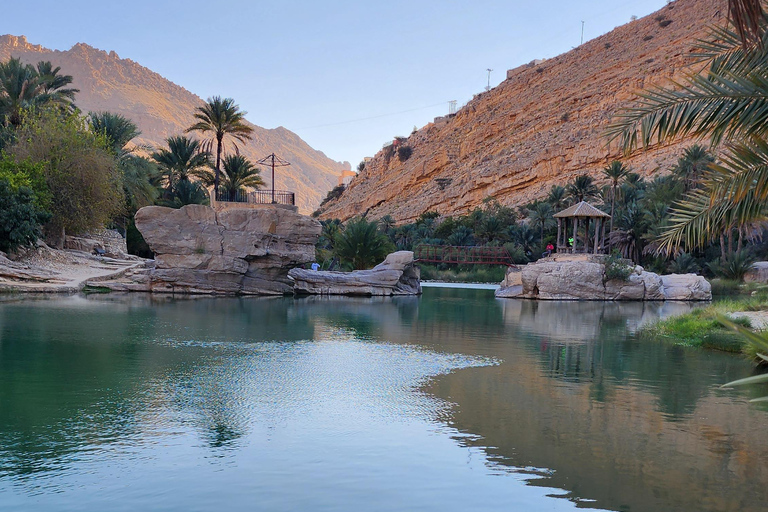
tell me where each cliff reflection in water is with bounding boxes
[292,290,768,512]
[0,290,766,512]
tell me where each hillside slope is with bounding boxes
[319,0,724,223]
[0,35,348,213]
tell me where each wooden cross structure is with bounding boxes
[553,201,611,255]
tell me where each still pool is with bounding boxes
[0,289,766,511]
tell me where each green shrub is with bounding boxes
[0,179,50,252]
[707,251,756,281]
[604,251,633,281]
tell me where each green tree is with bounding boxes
[151,135,210,192]
[219,155,264,201]
[0,57,77,127]
[333,217,395,270]
[0,179,50,252]
[547,185,567,210]
[528,201,555,243]
[7,109,123,246]
[566,174,598,203]
[671,145,715,192]
[603,161,629,238]
[88,111,141,154]
[186,96,253,197]
[160,180,210,209]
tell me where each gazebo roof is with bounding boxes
[553,201,611,219]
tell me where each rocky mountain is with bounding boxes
[0,35,349,214]
[319,0,724,223]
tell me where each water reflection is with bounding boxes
[0,290,766,512]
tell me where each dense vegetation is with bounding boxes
[0,57,262,256]
[319,145,768,278]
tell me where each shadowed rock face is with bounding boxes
[497,254,711,301]
[125,204,321,295]
[288,251,421,296]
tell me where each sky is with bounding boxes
[2,0,670,168]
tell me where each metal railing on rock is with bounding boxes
[215,189,295,206]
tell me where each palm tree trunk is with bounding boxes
[728,226,734,256]
[737,224,744,252]
[720,232,727,260]
[609,183,616,249]
[215,135,223,197]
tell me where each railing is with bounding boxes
[216,189,295,206]
[414,245,514,266]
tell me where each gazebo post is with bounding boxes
[572,217,579,254]
[594,218,600,254]
[556,218,562,252]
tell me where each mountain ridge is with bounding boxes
[318,0,723,223]
[0,34,348,213]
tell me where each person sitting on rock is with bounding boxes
[542,243,554,258]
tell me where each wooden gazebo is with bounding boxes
[553,201,611,254]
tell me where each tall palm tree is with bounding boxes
[566,174,598,203]
[220,155,264,201]
[671,145,715,192]
[546,185,567,210]
[0,58,70,127]
[528,201,555,243]
[186,96,253,196]
[151,135,210,192]
[602,161,629,238]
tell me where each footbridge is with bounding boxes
[414,245,514,266]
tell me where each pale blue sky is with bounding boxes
[3,0,669,167]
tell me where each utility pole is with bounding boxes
[256,153,291,203]
[581,21,585,45]
[486,68,493,91]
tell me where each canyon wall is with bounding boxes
[319,0,725,223]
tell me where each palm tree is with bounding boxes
[528,201,555,243]
[35,61,78,100]
[333,217,395,270]
[220,155,264,201]
[186,96,253,197]
[603,161,629,238]
[89,111,141,154]
[671,145,715,192]
[151,135,210,192]
[547,185,567,210]
[160,180,210,208]
[0,58,77,127]
[566,174,598,203]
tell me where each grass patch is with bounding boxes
[638,295,768,353]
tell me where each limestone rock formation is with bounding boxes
[0,35,347,213]
[744,262,768,283]
[496,255,711,301]
[288,251,421,296]
[65,229,128,258]
[100,204,321,295]
[318,0,724,223]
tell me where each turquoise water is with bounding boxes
[0,289,766,511]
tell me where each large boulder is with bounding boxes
[288,251,421,296]
[122,204,321,295]
[745,262,768,283]
[495,255,711,301]
[661,274,712,301]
